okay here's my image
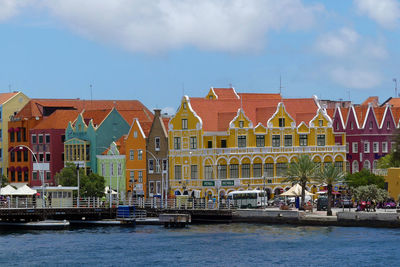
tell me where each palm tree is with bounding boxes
[284,155,318,209]
[315,163,344,216]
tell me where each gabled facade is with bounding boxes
[64,108,130,174]
[97,142,126,200]
[146,109,169,198]
[331,102,396,174]
[168,88,346,199]
[125,118,149,197]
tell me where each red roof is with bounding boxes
[0,92,19,104]
[213,88,239,100]
[32,110,80,130]
[361,96,379,107]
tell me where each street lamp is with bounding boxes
[76,164,80,207]
[11,145,45,208]
[263,174,267,209]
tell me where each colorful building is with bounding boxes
[124,118,151,197]
[168,88,346,199]
[0,92,30,178]
[97,141,126,200]
[146,109,169,198]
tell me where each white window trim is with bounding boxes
[364,142,370,153]
[352,142,358,153]
[382,142,388,153]
[373,142,379,153]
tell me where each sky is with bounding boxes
[1,0,400,114]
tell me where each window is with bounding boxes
[39,153,44,162]
[382,142,388,153]
[364,160,371,170]
[346,143,349,153]
[149,159,154,173]
[352,142,358,153]
[276,163,288,177]
[149,181,154,194]
[45,134,50,143]
[318,120,323,127]
[61,135,65,143]
[272,135,280,147]
[191,165,198,179]
[183,102,187,109]
[133,131,138,138]
[373,160,378,170]
[101,163,105,175]
[253,163,262,178]
[264,163,273,177]
[256,135,265,147]
[238,136,246,148]
[156,181,161,194]
[155,137,160,151]
[110,163,114,176]
[241,163,250,178]
[279,118,285,127]
[317,135,325,146]
[346,162,350,174]
[207,140,212,148]
[138,171,143,183]
[174,165,182,180]
[162,159,167,171]
[336,122,339,130]
[10,132,14,142]
[46,153,50,162]
[155,159,161,173]
[350,122,354,130]
[204,165,213,179]
[391,142,397,152]
[10,151,15,162]
[387,121,390,130]
[16,130,21,142]
[129,171,134,183]
[239,121,244,128]
[364,142,370,153]
[190,136,197,149]
[230,164,238,178]
[32,171,38,181]
[17,171,22,182]
[334,161,343,172]
[284,135,292,147]
[118,163,122,176]
[129,150,134,160]
[46,172,51,180]
[369,121,373,129]
[298,134,307,147]
[221,140,227,148]
[38,134,43,144]
[138,150,143,160]
[23,150,28,161]
[352,161,359,173]
[182,119,188,130]
[218,164,227,179]
[11,171,15,182]
[16,151,21,162]
[373,142,379,153]
[174,137,181,150]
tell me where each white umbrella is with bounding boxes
[0,185,16,195]
[13,185,37,195]
[280,184,314,197]
[105,186,117,195]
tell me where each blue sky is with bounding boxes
[1,0,400,114]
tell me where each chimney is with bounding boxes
[154,109,161,117]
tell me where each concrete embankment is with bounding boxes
[232,209,400,228]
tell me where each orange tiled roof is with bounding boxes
[162,117,170,131]
[213,88,239,100]
[374,106,386,125]
[387,98,400,107]
[32,110,80,130]
[118,110,154,125]
[392,107,400,124]
[353,106,369,127]
[0,92,19,104]
[81,109,111,127]
[238,93,282,100]
[140,121,153,136]
[361,96,379,107]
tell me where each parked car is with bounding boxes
[268,196,285,206]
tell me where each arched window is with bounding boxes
[373,160,378,170]
[363,160,371,171]
[346,161,350,174]
[352,161,359,173]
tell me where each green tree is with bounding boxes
[377,154,400,169]
[315,163,344,216]
[344,169,385,189]
[0,174,8,187]
[284,155,318,209]
[55,163,105,197]
[353,184,389,203]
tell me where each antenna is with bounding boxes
[279,75,284,95]
[8,84,11,93]
[90,84,93,103]
[393,78,398,97]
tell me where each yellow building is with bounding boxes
[0,92,29,176]
[383,168,400,200]
[168,88,346,199]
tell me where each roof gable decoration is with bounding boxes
[361,103,379,129]
[229,108,253,129]
[267,102,295,129]
[309,108,332,128]
[126,118,146,140]
[333,106,346,130]
[107,142,120,156]
[296,121,310,134]
[205,87,218,100]
[254,123,267,134]
[345,105,360,130]
[75,113,88,133]
[379,104,395,129]
[168,95,203,131]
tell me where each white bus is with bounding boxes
[227,190,267,208]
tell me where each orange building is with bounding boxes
[124,119,151,197]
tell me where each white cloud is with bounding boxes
[0,0,31,21]
[31,0,322,53]
[355,0,400,29]
[330,68,382,89]
[315,28,359,57]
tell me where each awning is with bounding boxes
[280,184,314,197]
[13,185,37,195]
[0,185,16,195]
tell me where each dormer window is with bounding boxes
[350,122,354,130]
[369,121,373,129]
[318,120,323,127]
[209,96,213,100]
[336,122,339,130]
[239,121,244,128]
[387,121,390,129]
[279,118,285,127]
